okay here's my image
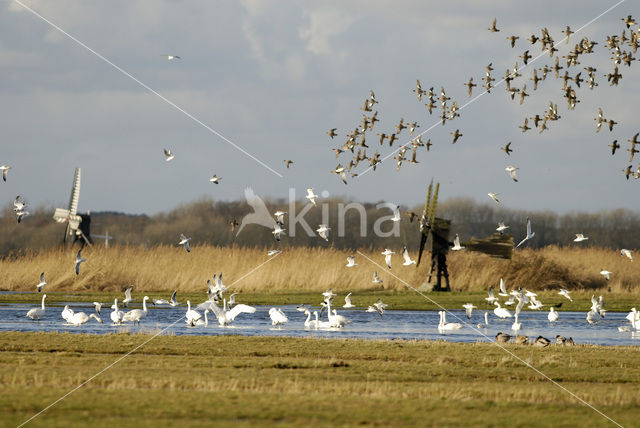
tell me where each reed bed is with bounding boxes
[0,244,636,294]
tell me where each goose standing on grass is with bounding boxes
[75,250,86,275]
[123,296,150,325]
[36,272,47,293]
[269,308,289,326]
[495,332,512,343]
[69,311,103,326]
[110,298,125,325]
[402,246,416,265]
[210,299,256,326]
[548,307,559,323]
[381,249,394,269]
[493,302,512,318]
[343,293,355,308]
[61,305,74,323]
[438,311,462,331]
[27,294,47,320]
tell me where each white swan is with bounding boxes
[209,299,256,326]
[269,308,289,326]
[27,294,47,320]
[493,302,512,318]
[511,313,522,331]
[185,300,202,324]
[477,311,489,328]
[438,311,462,331]
[123,296,150,325]
[548,307,559,323]
[69,312,103,326]
[110,298,125,325]
[312,311,332,329]
[61,305,74,323]
[191,310,209,327]
[325,299,350,327]
[303,310,315,329]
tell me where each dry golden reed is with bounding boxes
[0,244,635,293]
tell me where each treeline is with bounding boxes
[0,196,638,256]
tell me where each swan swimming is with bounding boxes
[68,312,103,326]
[27,294,47,320]
[110,298,125,325]
[438,311,462,331]
[477,312,489,328]
[185,300,202,324]
[209,299,256,326]
[493,302,512,318]
[61,305,74,323]
[269,308,289,326]
[548,307,559,323]
[123,296,150,325]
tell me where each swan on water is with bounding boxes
[191,310,209,327]
[123,296,150,325]
[269,308,289,326]
[69,312,103,326]
[209,299,256,326]
[110,298,125,325]
[185,300,202,324]
[61,305,74,323]
[477,312,489,328]
[438,311,462,331]
[548,307,559,323]
[27,294,47,320]
[493,302,512,318]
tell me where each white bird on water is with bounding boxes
[493,302,512,318]
[178,234,192,252]
[548,307,559,323]
[438,311,462,331]
[505,165,519,182]
[574,234,589,242]
[402,246,416,265]
[316,224,330,241]
[163,148,174,161]
[185,300,202,324]
[69,311,103,326]
[343,292,355,308]
[451,234,464,251]
[27,294,47,320]
[381,249,394,268]
[110,298,125,325]
[477,312,489,329]
[75,250,86,275]
[169,290,179,307]
[123,296,150,325]
[209,299,256,326]
[61,305,74,322]
[269,308,289,326]
[36,272,47,293]
[306,188,318,206]
[516,217,535,248]
[346,255,357,267]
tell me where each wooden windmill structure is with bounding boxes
[416,180,514,291]
[52,168,92,246]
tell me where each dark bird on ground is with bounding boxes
[488,18,499,32]
[450,129,462,144]
[326,128,337,139]
[464,77,477,97]
[501,142,513,156]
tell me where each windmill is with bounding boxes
[416,180,513,291]
[52,168,92,246]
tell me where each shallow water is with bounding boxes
[2,300,638,346]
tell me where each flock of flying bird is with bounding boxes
[323,15,639,186]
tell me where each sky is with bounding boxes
[0,0,638,215]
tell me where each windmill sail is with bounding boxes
[52,168,83,240]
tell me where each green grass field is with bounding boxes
[1,332,638,427]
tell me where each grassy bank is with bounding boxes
[0,244,638,297]
[0,332,638,427]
